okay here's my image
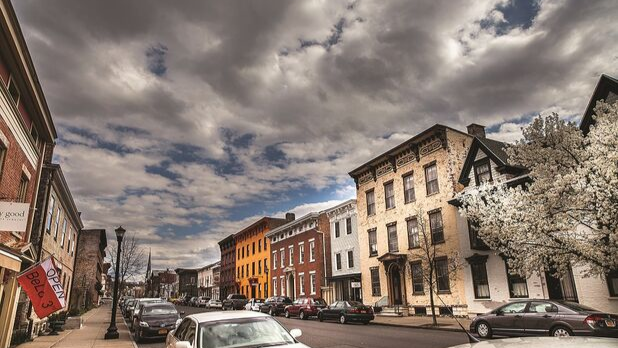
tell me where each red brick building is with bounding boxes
[265,212,332,302]
[218,234,237,299]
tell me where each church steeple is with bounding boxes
[146,248,151,281]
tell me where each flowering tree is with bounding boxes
[458,101,618,278]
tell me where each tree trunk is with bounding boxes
[429,276,437,326]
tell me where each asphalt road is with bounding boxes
[135,305,469,348]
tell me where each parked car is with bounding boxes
[133,302,181,343]
[285,297,327,320]
[245,298,264,311]
[222,294,248,310]
[197,296,210,308]
[449,336,618,348]
[124,299,138,318]
[165,310,309,348]
[317,301,374,324]
[206,299,222,309]
[259,296,293,316]
[470,300,618,338]
[189,297,199,307]
[130,298,167,330]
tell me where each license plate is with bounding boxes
[606,320,616,327]
[361,310,366,313]
[158,329,168,334]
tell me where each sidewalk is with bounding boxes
[15,304,136,348]
[373,315,472,332]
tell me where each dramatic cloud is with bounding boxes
[13,0,618,269]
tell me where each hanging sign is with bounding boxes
[0,202,30,232]
[351,282,361,288]
[17,257,66,318]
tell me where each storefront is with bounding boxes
[0,248,23,348]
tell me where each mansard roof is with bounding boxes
[580,74,618,134]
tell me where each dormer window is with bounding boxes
[474,158,492,185]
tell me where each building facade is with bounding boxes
[349,124,473,316]
[325,199,362,301]
[197,261,220,299]
[0,1,57,345]
[69,229,107,311]
[212,264,220,300]
[218,234,236,299]
[266,212,332,302]
[175,268,198,298]
[234,217,290,299]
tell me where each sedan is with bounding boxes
[318,301,374,324]
[134,302,180,343]
[245,298,264,311]
[285,297,327,319]
[259,296,293,316]
[165,310,310,348]
[206,299,222,309]
[470,300,618,338]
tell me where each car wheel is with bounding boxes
[476,321,492,339]
[339,314,347,324]
[134,329,142,343]
[300,311,306,320]
[318,313,323,322]
[551,326,572,337]
[285,310,290,318]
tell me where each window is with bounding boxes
[273,278,278,296]
[252,262,255,276]
[335,221,340,238]
[280,249,285,267]
[347,250,354,268]
[366,190,375,216]
[470,262,490,299]
[429,210,444,244]
[310,273,316,294]
[241,266,244,278]
[299,273,305,295]
[387,224,398,252]
[281,277,285,296]
[54,207,62,240]
[411,261,424,294]
[299,243,305,264]
[258,239,262,252]
[407,218,419,249]
[252,242,255,255]
[500,302,527,314]
[46,196,56,233]
[384,181,395,209]
[66,228,72,253]
[288,246,293,266]
[505,262,528,298]
[264,237,267,250]
[336,253,342,270]
[474,158,492,185]
[258,260,262,274]
[370,267,381,296]
[368,229,378,256]
[309,241,315,262]
[607,269,618,297]
[435,258,450,293]
[403,174,415,203]
[242,247,245,259]
[0,143,6,178]
[346,217,352,235]
[425,163,439,195]
[60,219,67,247]
[18,174,29,202]
[468,219,489,250]
[7,75,20,105]
[272,251,277,269]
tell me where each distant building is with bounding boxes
[266,212,333,303]
[218,234,236,298]
[212,264,220,300]
[197,261,220,299]
[175,268,198,298]
[70,229,107,311]
[325,199,362,301]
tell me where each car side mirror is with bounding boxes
[290,329,302,338]
[176,341,192,348]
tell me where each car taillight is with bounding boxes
[349,308,360,313]
[585,315,605,326]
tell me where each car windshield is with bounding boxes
[558,301,600,312]
[198,316,295,348]
[313,299,326,305]
[347,301,364,307]
[143,305,177,315]
[281,298,292,304]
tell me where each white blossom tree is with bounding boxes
[458,101,618,278]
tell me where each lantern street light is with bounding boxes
[104,226,126,339]
[264,265,269,297]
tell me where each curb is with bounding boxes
[121,315,139,348]
[371,320,471,333]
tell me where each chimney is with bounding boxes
[285,213,295,221]
[466,123,486,139]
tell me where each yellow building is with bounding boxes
[235,216,292,299]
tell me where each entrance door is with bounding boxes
[287,274,295,300]
[251,285,256,299]
[546,267,578,302]
[390,265,402,305]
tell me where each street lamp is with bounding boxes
[264,265,269,297]
[105,226,126,339]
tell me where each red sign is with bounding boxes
[17,257,66,318]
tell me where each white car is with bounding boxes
[245,298,264,311]
[206,299,222,309]
[166,310,309,348]
[449,337,618,348]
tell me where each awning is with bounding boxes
[0,248,22,272]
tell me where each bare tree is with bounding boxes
[407,209,461,326]
[107,234,147,291]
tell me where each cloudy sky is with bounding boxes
[13,0,618,270]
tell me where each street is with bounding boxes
[135,305,469,348]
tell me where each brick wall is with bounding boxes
[70,229,105,310]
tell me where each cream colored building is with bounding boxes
[349,124,473,316]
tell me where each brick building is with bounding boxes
[265,212,332,303]
[0,1,57,346]
[234,216,290,299]
[69,229,107,311]
[175,268,198,298]
[218,234,236,298]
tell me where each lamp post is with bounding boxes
[105,226,126,339]
[264,265,269,297]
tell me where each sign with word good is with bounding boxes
[0,202,30,232]
[17,257,66,318]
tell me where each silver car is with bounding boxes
[450,336,618,348]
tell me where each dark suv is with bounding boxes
[222,294,248,310]
[284,297,327,319]
[259,296,293,316]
